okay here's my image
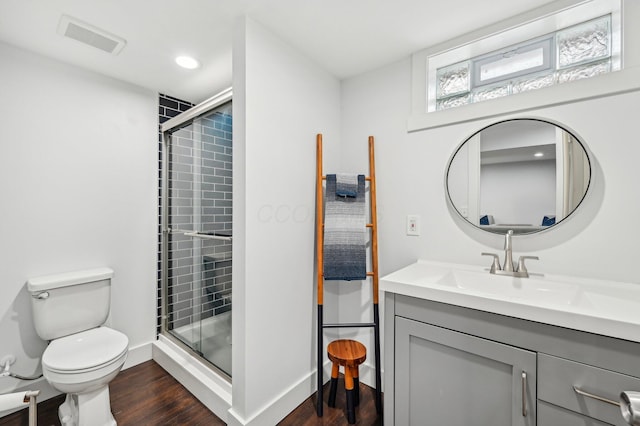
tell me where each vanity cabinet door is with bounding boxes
[394,317,536,426]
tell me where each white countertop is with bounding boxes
[380,260,640,344]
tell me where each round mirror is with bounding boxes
[446,119,591,235]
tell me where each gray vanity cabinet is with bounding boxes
[394,317,536,426]
[384,293,640,426]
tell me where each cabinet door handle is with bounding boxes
[573,386,620,407]
[522,372,527,417]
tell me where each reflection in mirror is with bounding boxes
[447,119,590,235]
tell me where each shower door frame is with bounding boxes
[160,87,233,381]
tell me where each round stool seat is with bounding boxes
[327,339,366,366]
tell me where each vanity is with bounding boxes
[378,113,640,425]
[381,260,640,426]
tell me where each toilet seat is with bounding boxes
[43,327,128,374]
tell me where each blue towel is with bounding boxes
[542,215,556,226]
[480,215,494,225]
[336,174,358,197]
[323,174,367,281]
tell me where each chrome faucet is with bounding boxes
[481,230,539,278]
[503,229,514,273]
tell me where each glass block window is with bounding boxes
[557,15,611,68]
[435,15,613,111]
[436,61,470,99]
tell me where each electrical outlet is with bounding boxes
[407,215,420,236]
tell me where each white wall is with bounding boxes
[231,17,341,425]
[0,42,157,398]
[341,58,640,338]
[481,160,556,225]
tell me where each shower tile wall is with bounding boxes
[159,98,233,330]
[159,94,194,334]
[200,110,233,319]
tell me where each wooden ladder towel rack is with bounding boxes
[315,133,382,421]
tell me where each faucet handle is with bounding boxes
[481,252,501,274]
[516,256,539,274]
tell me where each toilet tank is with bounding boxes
[27,267,114,340]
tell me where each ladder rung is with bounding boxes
[321,223,373,228]
[320,272,374,279]
[322,175,372,181]
[323,322,376,328]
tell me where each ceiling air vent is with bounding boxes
[57,15,126,55]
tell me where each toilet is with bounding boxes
[27,267,128,426]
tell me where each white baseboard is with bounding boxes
[227,360,383,426]
[123,340,153,369]
[152,336,231,423]
[226,365,321,426]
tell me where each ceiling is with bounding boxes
[0,0,558,104]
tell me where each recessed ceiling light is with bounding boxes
[175,56,200,69]
[534,152,544,157]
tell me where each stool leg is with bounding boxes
[328,362,339,408]
[351,366,360,407]
[344,366,356,424]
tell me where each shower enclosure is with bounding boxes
[160,89,233,378]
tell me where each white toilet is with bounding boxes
[27,267,129,426]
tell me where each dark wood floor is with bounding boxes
[0,360,382,425]
[278,378,383,426]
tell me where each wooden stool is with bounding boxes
[327,339,366,424]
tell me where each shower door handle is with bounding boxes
[184,232,232,242]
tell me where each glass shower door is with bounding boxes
[162,101,232,377]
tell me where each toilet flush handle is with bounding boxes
[31,292,49,300]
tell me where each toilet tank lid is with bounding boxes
[27,267,114,293]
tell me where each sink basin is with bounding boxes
[435,269,582,307]
[380,260,640,343]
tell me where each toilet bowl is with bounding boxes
[43,327,128,426]
[27,268,129,426]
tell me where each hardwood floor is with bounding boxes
[278,377,383,426]
[0,360,382,425]
[0,361,223,426]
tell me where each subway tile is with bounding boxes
[214,184,232,193]
[215,305,231,316]
[214,168,232,178]
[159,97,179,109]
[202,191,225,200]
[214,153,232,163]
[164,108,180,118]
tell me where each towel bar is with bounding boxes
[183,232,232,241]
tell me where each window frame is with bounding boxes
[409,0,636,132]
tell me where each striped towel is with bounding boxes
[336,174,358,197]
[323,174,367,281]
